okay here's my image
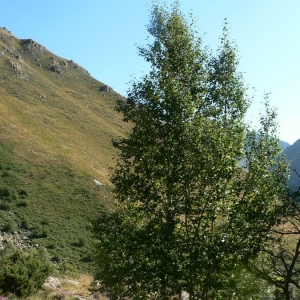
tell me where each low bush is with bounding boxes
[31,224,48,238]
[0,201,11,211]
[2,219,17,233]
[17,189,28,198]
[16,199,28,207]
[0,249,54,297]
[0,187,10,198]
[20,217,30,229]
[0,241,16,257]
[72,236,86,247]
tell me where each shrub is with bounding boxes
[0,250,54,297]
[72,236,86,247]
[17,189,28,198]
[1,171,10,178]
[20,217,30,229]
[2,219,17,233]
[9,192,17,201]
[0,201,11,211]
[0,241,16,257]
[37,247,51,262]
[0,187,10,198]
[31,224,48,238]
[16,199,28,207]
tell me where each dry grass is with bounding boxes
[26,273,110,300]
[0,27,129,185]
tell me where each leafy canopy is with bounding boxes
[93,2,288,299]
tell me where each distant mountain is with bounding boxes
[239,137,290,169]
[281,139,300,187]
[280,140,290,149]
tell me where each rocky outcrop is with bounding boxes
[49,65,61,74]
[49,57,68,74]
[99,85,113,92]
[10,59,26,78]
[0,210,35,251]
[20,39,44,51]
[20,38,45,62]
[10,60,21,71]
[0,230,35,251]
[93,179,103,186]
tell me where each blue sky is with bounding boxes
[1,1,299,144]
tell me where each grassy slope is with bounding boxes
[0,27,128,271]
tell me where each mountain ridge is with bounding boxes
[0,26,129,270]
[0,26,128,185]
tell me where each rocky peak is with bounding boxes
[20,38,45,51]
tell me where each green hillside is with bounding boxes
[0,27,128,271]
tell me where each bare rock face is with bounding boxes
[49,65,61,74]
[20,39,45,62]
[10,60,20,70]
[99,85,113,92]
[20,39,44,52]
[93,179,103,186]
[10,59,26,78]
[0,231,33,251]
[61,60,67,69]
[49,57,67,74]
